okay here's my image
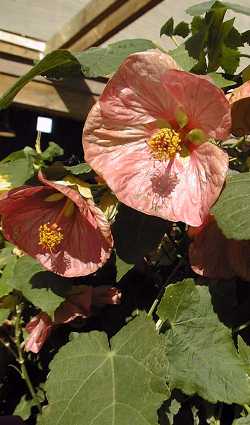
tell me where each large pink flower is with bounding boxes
[0,172,113,277]
[83,50,231,226]
[189,215,250,281]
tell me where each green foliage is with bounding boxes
[160,18,174,36]
[0,157,34,188]
[115,253,134,282]
[39,314,168,425]
[169,44,197,71]
[75,39,157,78]
[186,1,250,16]
[64,163,91,175]
[212,172,250,240]
[208,72,236,87]
[112,204,168,263]
[0,50,78,110]
[1,256,63,316]
[157,279,250,404]
[40,142,64,162]
[0,39,156,109]
[0,308,9,325]
[173,21,190,37]
[233,416,250,424]
[167,0,248,76]
[14,396,36,420]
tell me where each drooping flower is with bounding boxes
[25,312,53,354]
[0,171,113,277]
[83,50,231,227]
[25,285,121,352]
[189,214,250,281]
[54,285,121,323]
[227,80,250,136]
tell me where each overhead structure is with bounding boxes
[0,0,164,120]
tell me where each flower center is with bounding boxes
[38,223,64,252]
[148,128,182,161]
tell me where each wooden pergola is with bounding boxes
[0,0,249,121]
[0,0,166,120]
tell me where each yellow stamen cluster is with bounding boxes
[148,128,182,161]
[38,222,64,252]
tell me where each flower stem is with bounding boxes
[147,258,184,317]
[15,305,42,413]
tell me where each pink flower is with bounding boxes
[25,312,52,354]
[54,285,121,323]
[25,286,121,352]
[189,215,250,281]
[83,50,231,227]
[0,171,113,277]
[227,81,250,136]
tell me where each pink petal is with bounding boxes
[189,218,235,279]
[85,131,228,226]
[25,312,52,353]
[92,286,122,305]
[161,70,231,140]
[99,50,180,126]
[227,81,250,136]
[0,179,113,277]
[54,286,93,323]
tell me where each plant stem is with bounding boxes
[171,35,179,47]
[147,258,184,317]
[244,404,250,414]
[15,305,42,413]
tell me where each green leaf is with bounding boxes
[157,279,250,404]
[39,314,168,425]
[208,72,235,87]
[0,255,17,297]
[160,18,174,37]
[112,204,168,263]
[0,40,156,109]
[0,308,9,325]
[242,30,250,45]
[14,395,41,420]
[233,416,250,424]
[220,44,240,73]
[0,157,34,187]
[0,245,14,269]
[64,163,91,175]
[212,172,250,240]
[187,1,250,16]
[116,253,134,282]
[169,44,197,71]
[76,39,157,78]
[5,256,63,316]
[173,22,190,38]
[41,142,64,162]
[0,50,78,110]
[185,27,208,59]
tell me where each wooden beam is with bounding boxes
[0,73,98,121]
[0,41,41,61]
[0,30,45,52]
[45,0,121,52]
[0,58,106,96]
[68,0,163,51]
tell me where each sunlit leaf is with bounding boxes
[158,279,250,404]
[212,173,250,240]
[38,314,168,425]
